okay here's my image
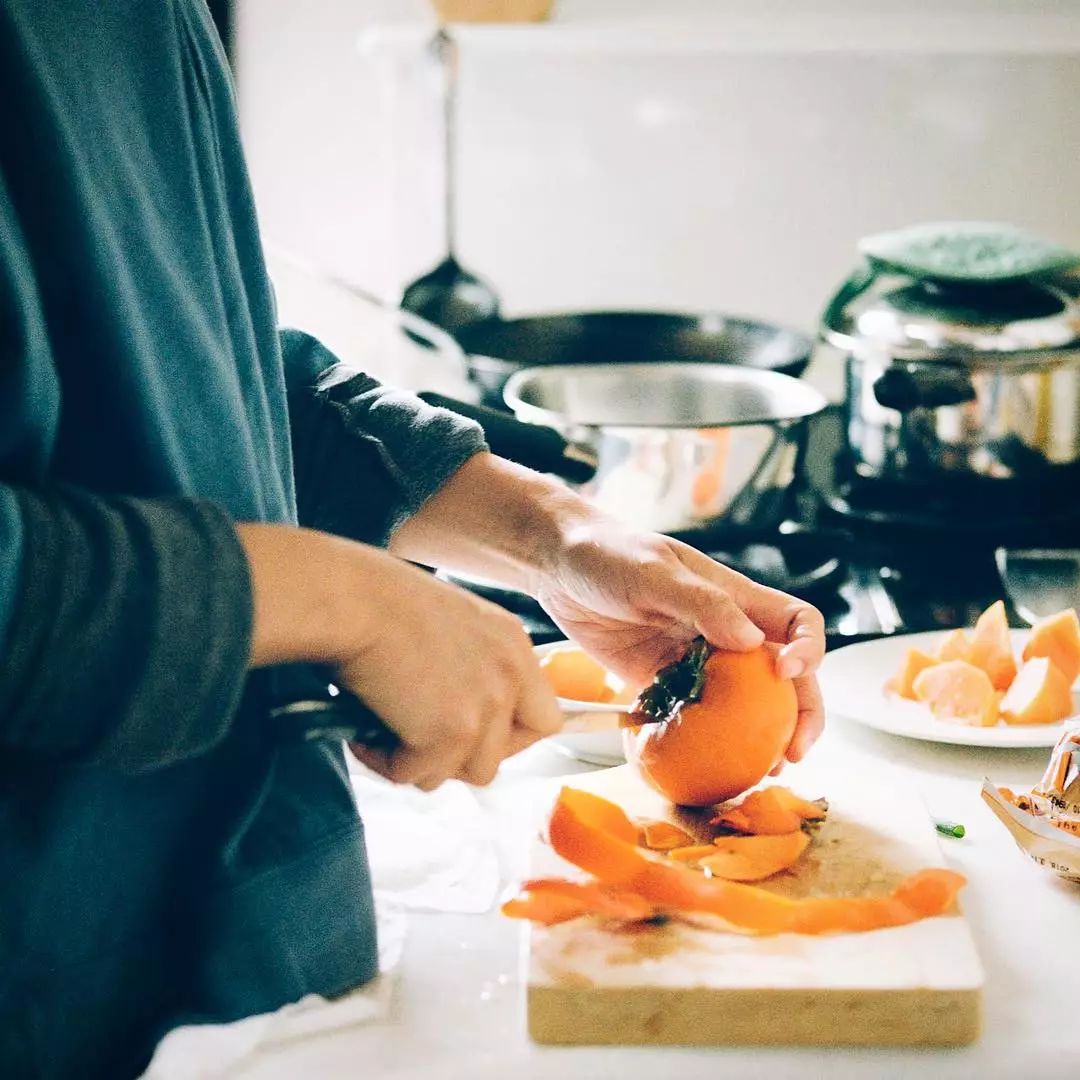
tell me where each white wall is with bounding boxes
[236,1,1080,387]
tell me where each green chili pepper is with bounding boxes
[935,819,966,839]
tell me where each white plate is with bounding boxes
[818,629,1078,748]
[533,641,627,766]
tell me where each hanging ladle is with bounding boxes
[399,28,501,337]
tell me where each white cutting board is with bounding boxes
[524,764,983,1047]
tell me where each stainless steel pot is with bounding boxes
[422,364,826,535]
[504,363,826,535]
[822,259,1080,486]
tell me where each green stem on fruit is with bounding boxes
[629,637,711,726]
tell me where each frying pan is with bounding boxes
[454,311,814,406]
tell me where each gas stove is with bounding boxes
[449,405,1080,650]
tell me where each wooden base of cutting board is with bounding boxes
[523,765,983,1047]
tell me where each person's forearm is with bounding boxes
[388,452,596,593]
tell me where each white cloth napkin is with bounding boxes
[350,764,502,914]
[141,764,500,1079]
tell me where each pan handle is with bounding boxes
[418,392,598,484]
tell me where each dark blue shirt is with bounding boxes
[0,3,484,1075]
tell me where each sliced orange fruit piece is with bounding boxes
[540,647,615,703]
[935,628,972,663]
[711,786,827,835]
[999,657,1073,726]
[912,660,1000,726]
[501,877,656,926]
[1022,608,1080,686]
[546,787,965,935]
[967,600,1019,691]
[700,831,810,882]
[639,820,696,851]
[887,648,940,700]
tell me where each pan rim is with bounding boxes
[503,362,828,431]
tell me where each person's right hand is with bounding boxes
[236,523,562,790]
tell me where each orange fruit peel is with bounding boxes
[701,831,810,882]
[639,820,696,851]
[501,877,657,926]
[537,786,966,935]
[667,844,722,864]
[711,786,828,835]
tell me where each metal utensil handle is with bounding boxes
[268,666,400,752]
[872,365,977,411]
[433,27,458,259]
[418,391,599,483]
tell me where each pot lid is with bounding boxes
[822,222,1080,361]
[859,221,1080,283]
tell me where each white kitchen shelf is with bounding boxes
[360,0,1080,55]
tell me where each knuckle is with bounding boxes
[465,760,499,787]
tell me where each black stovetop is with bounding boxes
[454,406,1078,650]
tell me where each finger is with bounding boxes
[458,703,515,787]
[512,648,565,737]
[721,579,825,677]
[348,744,446,792]
[505,723,549,758]
[769,759,785,777]
[381,727,472,788]
[673,547,816,657]
[347,743,391,779]
[786,674,825,762]
[657,576,764,651]
[413,774,447,793]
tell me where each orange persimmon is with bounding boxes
[1022,608,1080,686]
[967,601,1019,691]
[701,831,810,882]
[543,787,965,935]
[540,647,615,703]
[887,648,940,701]
[624,639,797,807]
[712,787,827,836]
[912,660,1000,726]
[935,628,972,663]
[999,657,1073,726]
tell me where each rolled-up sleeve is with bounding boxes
[280,329,487,548]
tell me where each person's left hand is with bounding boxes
[532,517,826,765]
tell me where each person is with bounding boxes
[0,2,825,1076]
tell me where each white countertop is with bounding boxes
[232,712,1079,1079]
[251,252,1080,1076]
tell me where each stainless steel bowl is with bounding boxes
[503,363,827,535]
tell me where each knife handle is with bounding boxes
[267,666,400,752]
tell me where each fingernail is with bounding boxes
[779,656,806,680]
